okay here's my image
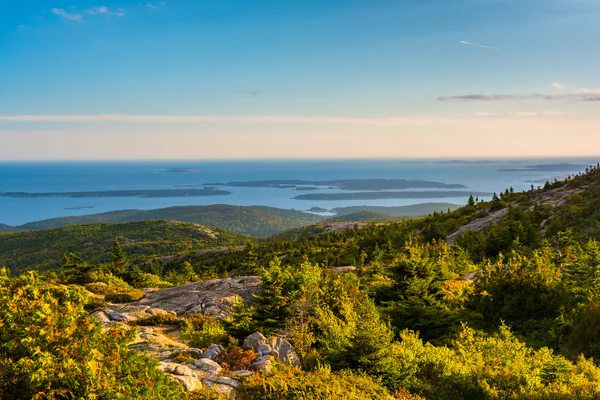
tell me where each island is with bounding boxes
[293,191,491,201]
[0,188,232,199]
[206,179,467,191]
[498,164,587,172]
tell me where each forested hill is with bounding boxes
[8,205,322,237]
[0,220,249,275]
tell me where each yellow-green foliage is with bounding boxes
[181,314,228,348]
[0,269,186,399]
[105,289,145,303]
[130,271,173,289]
[237,365,417,400]
[379,324,600,400]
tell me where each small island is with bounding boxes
[0,188,232,199]
[294,191,491,201]
[206,178,467,191]
[499,163,587,172]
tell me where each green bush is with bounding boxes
[105,289,145,303]
[237,365,416,400]
[181,314,228,348]
[0,269,186,399]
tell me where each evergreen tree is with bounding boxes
[467,194,475,207]
[110,239,128,276]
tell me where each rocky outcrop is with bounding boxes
[91,277,302,397]
[128,276,261,318]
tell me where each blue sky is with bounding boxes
[1,0,599,159]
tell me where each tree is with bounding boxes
[467,194,475,207]
[111,239,128,275]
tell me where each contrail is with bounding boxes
[460,40,504,52]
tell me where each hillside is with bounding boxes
[11,205,323,237]
[5,166,600,399]
[0,220,250,275]
[333,202,461,216]
[328,210,397,222]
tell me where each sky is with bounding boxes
[1,0,599,160]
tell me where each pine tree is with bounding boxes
[110,239,128,276]
[467,194,475,207]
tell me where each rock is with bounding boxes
[146,307,172,316]
[255,343,273,357]
[231,370,253,377]
[204,382,235,398]
[172,375,203,392]
[267,336,301,366]
[108,312,130,322]
[159,362,196,377]
[178,348,204,359]
[250,355,273,371]
[123,276,261,318]
[194,358,222,375]
[243,332,267,351]
[90,311,111,324]
[205,376,241,388]
[243,332,300,367]
[331,266,357,274]
[201,344,225,360]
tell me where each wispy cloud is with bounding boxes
[147,3,157,9]
[50,8,82,22]
[578,87,600,95]
[476,111,566,118]
[553,82,565,90]
[438,92,600,102]
[460,40,504,52]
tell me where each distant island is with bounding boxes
[435,160,503,165]
[499,164,587,172]
[0,188,231,199]
[293,191,490,201]
[165,168,197,173]
[207,178,467,191]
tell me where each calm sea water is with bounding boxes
[0,158,595,226]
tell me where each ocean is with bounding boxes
[0,158,596,227]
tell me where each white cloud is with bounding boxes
[116,8,125,17]
[553,82,564,90]
[476,111,566,118]
[50,8,82,21]
[147,3,157,9]
[578,88,600,94]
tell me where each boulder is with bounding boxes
[267,336,301,366]
[194,358,222,375]
[231,370,253,377]
[205,376,241,388]
[201,344,225,360]
[243,332,300,367]
[242,332,267,351]
[159,362,196,377]
[250,355,274,371]
[172,375,203,392]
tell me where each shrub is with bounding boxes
[181,314,228,348]
[237,365,408,400]
[215,345,257,374]
[105,289,145,303]
[0,269,186,399]
[136,313,180,326]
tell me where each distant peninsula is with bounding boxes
[0,188,231,199]
[207,179,467,191]
[293,191,490,201]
